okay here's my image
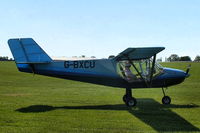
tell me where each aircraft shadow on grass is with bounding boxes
[16,98,199,132]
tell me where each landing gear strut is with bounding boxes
[161,87,171,105]
[123,88,137,107]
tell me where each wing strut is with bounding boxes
[149,54,156,86]
[125,55,149,87]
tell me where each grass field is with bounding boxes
[0,61,199,133]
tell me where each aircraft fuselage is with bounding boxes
[16,59,188,89]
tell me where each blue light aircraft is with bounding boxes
[8,38,190,107]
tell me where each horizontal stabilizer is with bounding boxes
[8,38,52,63]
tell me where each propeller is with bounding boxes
[186,64,191,74]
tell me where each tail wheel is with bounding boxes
[162,96,171,105]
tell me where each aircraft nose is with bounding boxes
[163,68,188,79]
[159,68,188,86]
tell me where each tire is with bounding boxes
[126,97,137,107]
[162,96,171,105]
[123,95,127,103]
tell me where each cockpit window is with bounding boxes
[117,58,163,82]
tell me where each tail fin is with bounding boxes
[8,38,52,63]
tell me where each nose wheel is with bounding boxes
[162,96,171,104]
[162,87,171,105]
[123,88,137,107]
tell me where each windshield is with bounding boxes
[117,58,163,82]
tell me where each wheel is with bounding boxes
[162,96,171,105]
[126,97,137,107]
[123,95,127,103]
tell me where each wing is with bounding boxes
[113,47,165,61]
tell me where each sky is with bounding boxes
[0,0,200,60]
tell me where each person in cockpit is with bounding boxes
[123,61,137,82]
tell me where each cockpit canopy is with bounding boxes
[117,58,163,82]
[114,47,165,83]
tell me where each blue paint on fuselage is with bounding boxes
[17,59,121,78]
[156,68,187,80]
[16,60,188,88]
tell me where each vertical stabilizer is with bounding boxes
[8,38,52,63]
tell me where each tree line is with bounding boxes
[0,56,13,61]
[1,55,200,62]
[167,54,200,62]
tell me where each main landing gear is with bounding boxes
[161,87,171,105]
[122,87,171,107]
[123,88,137,107]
